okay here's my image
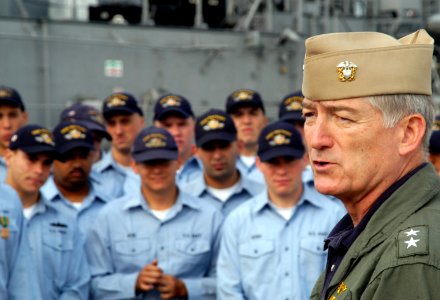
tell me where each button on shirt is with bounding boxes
[182,173,264,217]
[41,177,110,239]
[24,195,90,300]
[0,183,41,300]
[85,189,223,300]
[92,151,137,199]
[217,185,346,300]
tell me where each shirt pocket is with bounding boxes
[299,237,326,291]
[239,240,275,283]
[113,238,151,269]
[172,239,212,276]
[42,229,75,288]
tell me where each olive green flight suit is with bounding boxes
[311,164,440,300]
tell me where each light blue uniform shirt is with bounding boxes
[217,185,346,300]
[176,156,203,186]
[0,156,7,181]
[0,183,41,300]
[182,172,264,216]
[86,189,223,300]
[92,151,137,198]
[236,156,264,183]
[41,177,110,239]
[25,194,90,300]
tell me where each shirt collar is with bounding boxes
[123,188,200,213]
[251,183,323,215]
[94,151,126,174]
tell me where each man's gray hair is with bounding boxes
[367,94,435,151]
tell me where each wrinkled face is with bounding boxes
[154,115,195,158]
[258,156,305,198]
[197,140,238,182]
[52,148,94,189]
[5,150,53,195]
[134,159,178,194]
[105,113,144,154]
[302,97,401,201]
[230,106,267,148]
[0,106,27,153]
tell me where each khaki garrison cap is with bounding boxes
[302,29,434,100]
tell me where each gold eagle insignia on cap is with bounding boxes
[61,125,87,140]
[106,94,128,107]
[160,95,182,108]
[201,115,226,131]
[0,89,12,98]
[337,61,357,82]
[285,97,303,111]
[32,129,55,145]
[266,129,292,146]
[143,133,167,148]
[232,89,254,101]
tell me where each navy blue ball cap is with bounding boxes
[9,124,56,155]
[0,86,25,111]
[278,90,305,123]
[257,121,305,162]
[195,109,237,147]
[132,126,178,163]
[430,130,440,154]
[53,121,94,156]
[154,94,194,121]
[225,89,265,114]
[102,92,143,120]
[60,103,111,140]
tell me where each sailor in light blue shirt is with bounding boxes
[41,121,111,238]
[4,124,90,299]
[225,89,269,184]
[0,86,29,182]
[24,195,90,300]
[0,183,40,300]
[86,126,222,300]
[217,121,345,300]
[153,94,203,186]
[183,109,264,216]
[93,91,145,198]
[42,176,109,237]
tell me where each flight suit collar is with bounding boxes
[326,163,440,296]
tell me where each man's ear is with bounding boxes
[398,114,426,156]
